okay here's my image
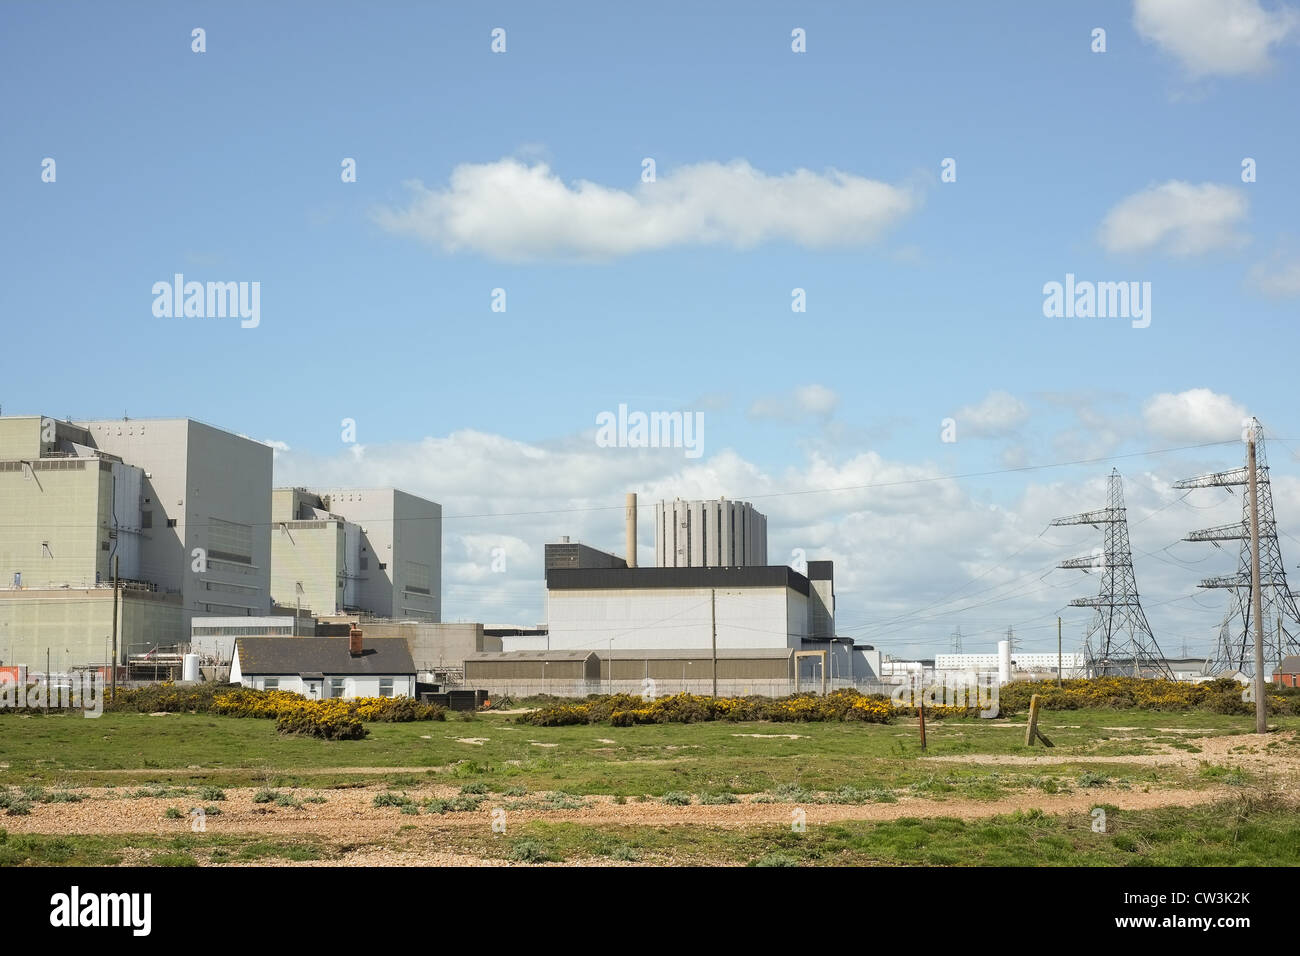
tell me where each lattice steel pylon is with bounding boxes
[1173,419,1300,677]
[1052,469,1172,678]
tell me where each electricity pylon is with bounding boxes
[950,627,963,654]
[1173,419,1300,677]
[1052,469,1172,678]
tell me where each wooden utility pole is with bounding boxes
[710,588,718,698]
[110,554,119,700]
[1057,617,1063,687]
[918,697,927,751]
[1247,438,1267,734]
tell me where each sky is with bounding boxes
[3,1,1300,660]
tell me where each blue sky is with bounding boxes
[3,1,1299,658]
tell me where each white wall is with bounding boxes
[547,585,804,652]
[232,667,414,699]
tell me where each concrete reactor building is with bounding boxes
[654,497,767,568]
[272,487,441,622]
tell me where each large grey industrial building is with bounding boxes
[0,415,270,670]
[270,486,442,621]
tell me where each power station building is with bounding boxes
[0,415,271,670]
[654,497,767,568]
[272,487,441,621]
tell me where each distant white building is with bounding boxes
[936,651,1088,679]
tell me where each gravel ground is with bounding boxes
[5,730,1295,866]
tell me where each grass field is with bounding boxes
[1,706,1297,866]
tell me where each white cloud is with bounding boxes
[374,158,917,261]
[748,384,839,423]
[269,417,1264,659]
[1247,248,1300,297]
[953,391,1030,438]
[1098,181,1249,256]
[1134,0,1299,77]
[1143,388,1248,441]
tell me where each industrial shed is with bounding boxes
[464,648,805,697]
[598,648,797,697]
[464,650,600,697]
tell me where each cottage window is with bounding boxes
[379,678,394,697]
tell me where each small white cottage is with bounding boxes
[230,631,416,699]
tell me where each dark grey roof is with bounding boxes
[1279,655,1300,673]
[465,650,596,663]
[546,565,810,596]
[235,637,415,676]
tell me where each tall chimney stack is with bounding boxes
[349,625,363,657]
[625,492,637,568]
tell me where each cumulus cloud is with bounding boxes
[1143,389,1248,442]
[373,158,917,261]
[1247,248,1300,297]
[748,384,839,423]
[1134,0,1299,77]
[952,391,1030,438]
[1098,181,1249,256]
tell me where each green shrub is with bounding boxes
[698,792,739,805]
[163,807,183,819]
[252,789,277,804]
[507,839,552,863]
[660,791,692,806]
[373,792,413,809]
[199,786,226,801]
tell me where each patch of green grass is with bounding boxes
[443,791,1300,866]
[235,841,324,862]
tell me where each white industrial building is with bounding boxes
[654,497,767,568]
[546,564,825,653]
[936,651,1088,679]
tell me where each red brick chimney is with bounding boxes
[349,626,363,657]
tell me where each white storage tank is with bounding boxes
[182,653,200,683]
